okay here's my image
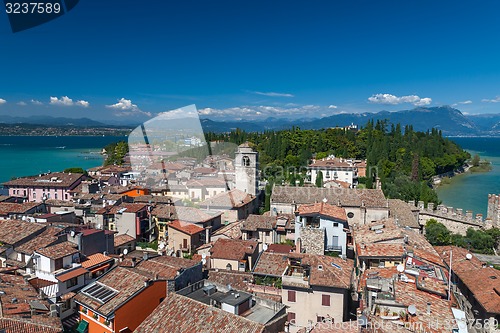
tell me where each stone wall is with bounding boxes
[300,227,325,255]
[412,201,491,236]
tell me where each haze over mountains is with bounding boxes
[2,106,500,136]
[200,106,500,136]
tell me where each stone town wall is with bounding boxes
[412,201,491,236]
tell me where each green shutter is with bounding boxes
[76,320,89,333]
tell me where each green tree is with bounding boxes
[63,167,87,175]
[315,171,324,188]
[425,219,451,246]
[471,154,480,167]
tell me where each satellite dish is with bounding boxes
[408,304,417,315]
[158,243,165,250]
[466,253,472,260]
[263,244,268,251]
[70,231,76,237]
[123,248,129,255]
[322,198,328,203]
[397,264,405,273]
[201,253,207,259]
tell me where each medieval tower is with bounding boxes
[235,142,259,196]
[487,194,500,227]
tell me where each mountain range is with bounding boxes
[201,106,492,135]
[2,106,500,136]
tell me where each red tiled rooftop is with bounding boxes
[297,202,347,221]
[114,234,135,247]
[81,253,114,269]
[168,220,204,235]
[35,241,79,260]
[210,238,258,261]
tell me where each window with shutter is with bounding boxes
[322,294,330,306]
[288,290,296,302]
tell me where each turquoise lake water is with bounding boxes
[436,137,500,217]
[0,136,126,184]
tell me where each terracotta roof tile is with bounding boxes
[135,293,266,333]
[211,220,243,239]
[0,219,45,245]
[0,202,43,215]
[35,241,79,260]
[153,205,220,223]
[297,202,347,221]
[357,243,405,258]
[241,215,276,231]
[96,203,147,215]
[74,266,151,317]
[113,234,135,247]
[168,220,204,235]
[4,172,84,188]
[200,189,256,209]
[81,253,114,269]
[208,270,253,291]
[134,255,200,280]
[271,185,387,208]
[15,226,63,254]
[253,252,289,277]
[435,245,500,314]
[210,239,258,261]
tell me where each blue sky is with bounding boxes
[1,0,500,123]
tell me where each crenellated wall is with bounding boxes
[411,201,492,236]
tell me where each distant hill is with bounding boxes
[465,113,500,132]
[201,106,483,136]
[0,115,107,127]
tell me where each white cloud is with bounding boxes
[328,105,337,109]
[198,104,328,120]
[253,91,294,97]
[0,98,6,105]
[75,100,89,108]
[50,96,89,107]
[31,99,43,105]
[482,96,500,103]
[17,101,27,106]
[368,93,432,106]
[106,98,151,117]
[452,100,473,107]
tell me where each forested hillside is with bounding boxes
[205,120,470,206]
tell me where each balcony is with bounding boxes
[282,265,310,288]
[325,245,343,252]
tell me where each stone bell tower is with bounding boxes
[235,142,259,196]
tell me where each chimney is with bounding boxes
[131,257,136,267]
[295,238,302,253]
[143,252,149,261]
[205,226,211,244]
[427,302,431,315]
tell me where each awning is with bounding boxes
[56,267,88,282]
[76,320,89,333]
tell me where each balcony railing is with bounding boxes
[325,245,343,252]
